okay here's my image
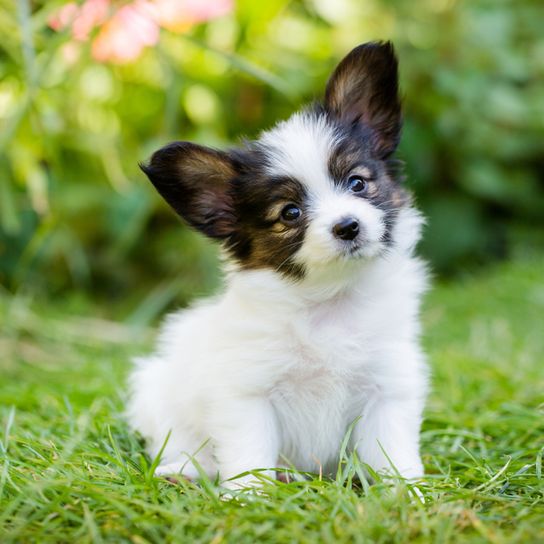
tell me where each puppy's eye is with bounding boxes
[348,175,368,193]
[280,204,301,224]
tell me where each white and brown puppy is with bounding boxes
[128,42,429,489]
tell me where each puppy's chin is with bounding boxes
[292,247,381,290]
[338,239,386,261]
[294,236,386,270]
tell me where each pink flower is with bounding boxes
[92,1,159,63]
[49,0,234,64]
[49,0,110,40]
[48,2,79,32]
[72,0,110,40]
[154,0,233,32]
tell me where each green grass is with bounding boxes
[1,256,543,543]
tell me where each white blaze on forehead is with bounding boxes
[259,112,339,195]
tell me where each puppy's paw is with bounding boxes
[385,475,427,504]
[407,481,428,504]
[219,473,270,501]
[155,462,184,475]
[154,462,198,482]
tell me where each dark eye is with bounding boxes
[280,204,301,223]
[348,176,368,193]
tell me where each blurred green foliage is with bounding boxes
[1,0,543,312]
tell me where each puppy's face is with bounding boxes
[142,42,409,281]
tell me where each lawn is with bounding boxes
[1,255,543,543]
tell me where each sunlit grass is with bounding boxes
[1,255,543,542]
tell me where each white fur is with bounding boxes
[128,113,430,489]
[260,112,341,195]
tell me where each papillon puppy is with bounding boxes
[128,42,429,490]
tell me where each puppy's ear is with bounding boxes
[325,41,402,159]
[141,142,237,239]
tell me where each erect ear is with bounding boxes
[140,142,237,239]
[324,41,402,159]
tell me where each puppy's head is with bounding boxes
[142,42,412,281]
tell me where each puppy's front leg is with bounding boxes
[210,397,279,490]
[353,396,425,481]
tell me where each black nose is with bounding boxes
[333,218,359,241]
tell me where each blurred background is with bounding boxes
[1,0,543,322]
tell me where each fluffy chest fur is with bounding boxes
[268,307,367,473]
[198,250,425,471]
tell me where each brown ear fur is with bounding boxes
[325,41,402,159]
[140,142,237,239]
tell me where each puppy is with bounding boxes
[128,41,429,490]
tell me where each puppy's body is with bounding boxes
[129,222,428,481]
[128,43,429,487]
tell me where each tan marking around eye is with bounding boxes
[265,202,288,222]
[351,166,372,180]
[271,223,291,234]
[348,166,379,196]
